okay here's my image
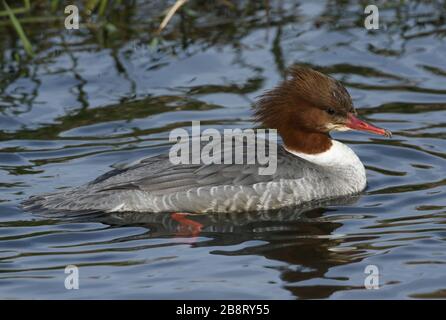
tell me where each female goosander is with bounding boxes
[24,66,391,214]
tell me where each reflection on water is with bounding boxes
[0,0,446,299]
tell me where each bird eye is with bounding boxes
[326,107,335,115]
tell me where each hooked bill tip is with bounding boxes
[384,129,392,138]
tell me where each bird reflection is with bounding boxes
[39,195,365,299]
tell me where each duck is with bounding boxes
[23,66,391,214]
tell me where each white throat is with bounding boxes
[284,140,363,168]
[285,139,367,193]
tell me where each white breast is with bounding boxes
[285,140,367,193]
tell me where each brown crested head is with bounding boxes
[254,66,391,154]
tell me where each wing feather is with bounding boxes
[91,140,315,196]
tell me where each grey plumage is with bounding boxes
[23,138,365,214]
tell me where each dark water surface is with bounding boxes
[0,1,446,299]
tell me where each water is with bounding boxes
[0,1,445,299]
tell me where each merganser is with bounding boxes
[23,66,391,214]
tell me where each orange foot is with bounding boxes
[171,212,203,237]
